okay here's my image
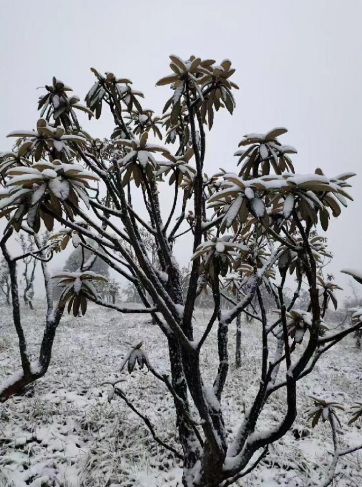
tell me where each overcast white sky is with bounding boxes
[1,0,361,297]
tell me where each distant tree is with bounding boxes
[0,258,11,305]
[344,278,362,347]
[294,287,310,311]
[64,245,109,276]
[18,234,39,309]
[97,277,121,303]
[123,281,142,303]
[108,278,121,304]
[344,278,362,309]
[1,55,362,487]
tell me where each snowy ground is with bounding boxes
[1,301,362,487]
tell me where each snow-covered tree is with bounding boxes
[1,56,362,486]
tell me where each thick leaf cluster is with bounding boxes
[7,119,88,163]
[156,148,195,186]
[54,271,107,316]
[192,237,249,280]
[317,275,342,310]
[119,342,150,374]
[306,397,344,428]
[127,109,163,140]
[235,128,296,178]
[85,69,144,119]
[157,55,238,135]
[275,309,327,344]
[0,160,98,231]
[39,77,93,130]
[208,167,354,233]
[114,132,170,187]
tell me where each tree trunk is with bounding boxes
[194,457,226,487]
[235,312,241,368]
[167,337,202,481]
[0,307,64,402]
[235,290,242,368]
[355,329,362,349]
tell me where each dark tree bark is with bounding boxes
[235,312,242,369]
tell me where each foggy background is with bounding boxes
[0,0,361,299]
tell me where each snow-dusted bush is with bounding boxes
[1,55,362,487]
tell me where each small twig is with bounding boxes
[318,411,339,487]
[87,294,157,313]
[113,388,184,460]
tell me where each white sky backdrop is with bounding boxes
[0,0,361,298]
